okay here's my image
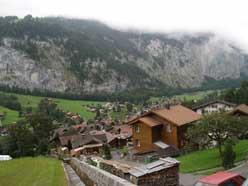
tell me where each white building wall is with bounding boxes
[196,103,234,115]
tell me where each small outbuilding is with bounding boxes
[129,157,180,186]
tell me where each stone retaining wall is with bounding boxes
[99,160,131,181]
[70,158,136,186]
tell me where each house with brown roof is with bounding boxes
[230,104,248,116]
[128,105,201,154]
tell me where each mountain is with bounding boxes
[0,15,247,99]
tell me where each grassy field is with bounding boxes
[0,106,19,126]
[0,157,67,186]
[177,140,248,173]
[173,90,214,102]
[0,92,105,121]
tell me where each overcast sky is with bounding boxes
[1,0,248,50]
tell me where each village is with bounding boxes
[1,94,247,186]
[1,2,248,186]
[53,98,248,186]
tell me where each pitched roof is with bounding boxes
[139,116,162,127]
[118,125,133,134]
[129,157,179,177]
[90,131,108,143]
[112,125,133,139]
[199,172,240,185]
[230,104,248,115]
[71,134,102,149]
[105,132,118,143]
[152,105,201,126]
[192,100,236,110]
[59,134,82,146]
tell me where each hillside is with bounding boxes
[0,92,104,125]
[0,15,248,98]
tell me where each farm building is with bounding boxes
[129,157,180,186]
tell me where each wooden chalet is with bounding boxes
[127,105,201,154]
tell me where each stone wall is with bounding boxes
[70,158,136,186]
[99,160,131,181]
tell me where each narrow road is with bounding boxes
[180,162,248,186]
[180,173,203,186]
[228,161,248,177]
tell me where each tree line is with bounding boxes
[0,98,66,157]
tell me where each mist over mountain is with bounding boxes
[0,15,247,99]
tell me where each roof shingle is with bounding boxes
[230,104,248,115]
[139,116,162,127]
[152,105,201,126]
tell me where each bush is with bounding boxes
[120,147,128,156]
[102,145,112,160]
[222,141,236,169]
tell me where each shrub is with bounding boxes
[222,141,236,169]
[102,145,112,160]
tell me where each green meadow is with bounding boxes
[0,92,105,124]
[0,157,67,186]
[0,106,19,126]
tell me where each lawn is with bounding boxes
[0,157,67,186]
[0,106,19,126]
[177,140,248,173]
[0,92,105,120]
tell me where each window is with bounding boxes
[135,139,140,147]
[166,124,172,133]
[221,179,238,186]
[134,124,140,133]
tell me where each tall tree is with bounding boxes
[186,112,238,156]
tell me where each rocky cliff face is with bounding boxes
[0,16,247,96]
[134,34,246,88]
[0,39,81,94]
